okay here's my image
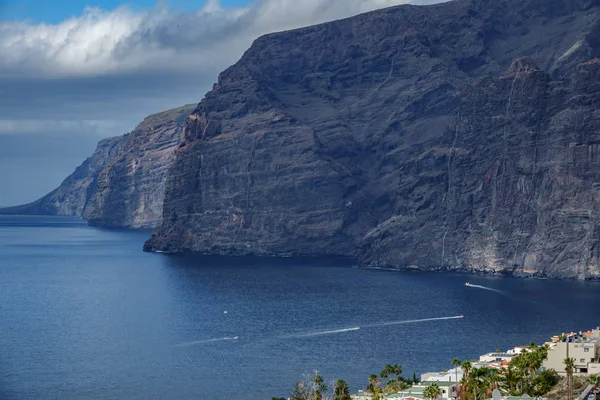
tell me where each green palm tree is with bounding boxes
[564,357,575,400]
[500,365,520,396]
[368,373,383,400]
[333,380,352,400]
[392,364,402,381]
[452,358,461,398]
[461,360,472,399]
[424,382,442,400]
[482,368,501,397]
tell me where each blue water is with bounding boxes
[1,215,600,400]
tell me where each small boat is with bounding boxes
[465,282,471,286]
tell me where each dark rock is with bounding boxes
[0,104,196,228]
[146,0,600,279]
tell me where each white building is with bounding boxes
[421,367,464,383]
[479,352,515,363]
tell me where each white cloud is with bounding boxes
[0,0,446,203]
[0,119,120,136]
[0,0,423,79]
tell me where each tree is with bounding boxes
[333,380,351,400]
[379,363,409,394]
[367,373,383,400]
[290,371,329,400]
[460,360,472,399]
[501,365,520,396]
[424,382,442,400]
[413,372,419,384]
[533,369,559,396]
[452,358,461,395]
[313,374,327,400]
[384,378,411,394]
[564,357,575,400]
[380,364,402,380]
[291,381,310,400]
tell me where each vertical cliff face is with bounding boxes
[84,105,195,228]
[145,0,600,279]
[360,58,600,280]
[0,105,195,228]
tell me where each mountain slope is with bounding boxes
[145,0,600,279]
[0,104,195,228]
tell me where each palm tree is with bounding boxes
[424,382,442,400]
[368,373,383,400]
[460,360,472,399]
[501,365,520,396]
[467,367,489,400]
[483,368,501,394]
[392,364,403,381]
[564,357,575,400]
[452,358,461,398]
[333,380,351,400]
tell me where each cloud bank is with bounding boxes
[0,0,444,205]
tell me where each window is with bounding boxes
[581,358,586,363]
[585,348,590,352]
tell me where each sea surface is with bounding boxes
[1,215,600,399]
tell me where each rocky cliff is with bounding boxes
[145,0,600,279]
[0,104,195,228]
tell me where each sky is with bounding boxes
[0,0,442,206]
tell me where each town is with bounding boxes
[348,327,600,400]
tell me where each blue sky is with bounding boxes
[2,0,253,23]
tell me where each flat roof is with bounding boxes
[417,382,455,387]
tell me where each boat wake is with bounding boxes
[366,315,464,328]
[286,327,361,338]
[175,336,239,347]
[465,283,506,295]
[284,316,463,338]
[174,315,464,346]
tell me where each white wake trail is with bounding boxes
[287,327,361,338]
[466,284,506,295]
[175,336,239,347]
[366,315,464,328]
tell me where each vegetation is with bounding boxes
[333,380,352,400]
[454,344,559,400]
[546,375,589,400]
[590,373,600,394]
[423,382,441,400]
[564,357,575,400]
[290,371,328,400]
[280,345,563,399]
[451,358,461,394]
[280,363,413,400]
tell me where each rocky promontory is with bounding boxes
[0,104,195,228]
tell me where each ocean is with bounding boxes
[1,215,599,399]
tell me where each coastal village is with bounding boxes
[349,327,600,400]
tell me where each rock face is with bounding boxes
[360,57,600,280]
[146,0,600,279]
[0,105,195,228]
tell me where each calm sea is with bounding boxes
[1,215,599,399]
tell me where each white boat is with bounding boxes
[465,282,471,286]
